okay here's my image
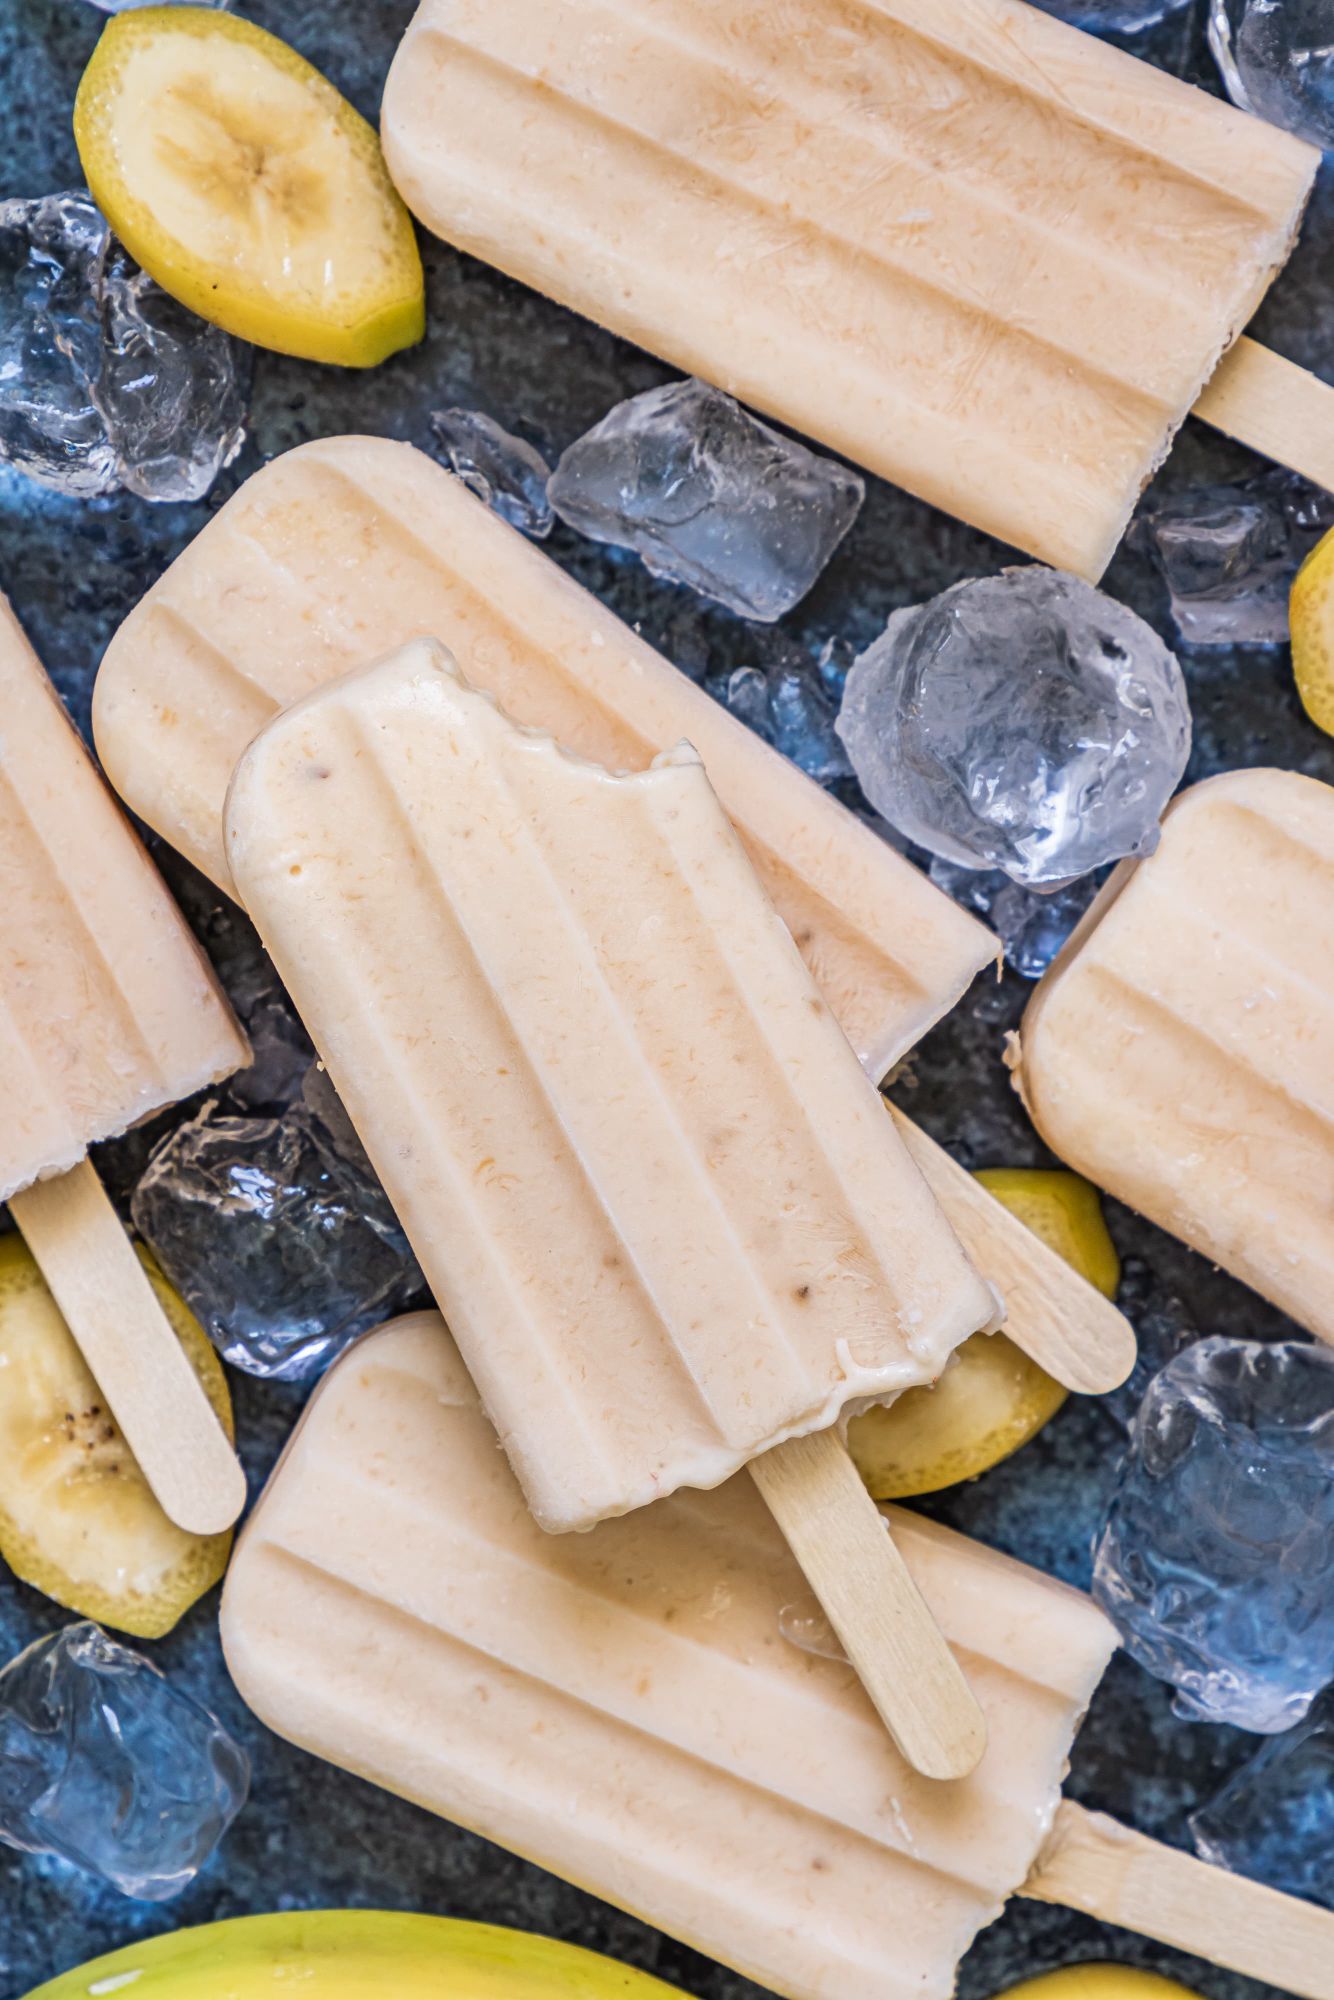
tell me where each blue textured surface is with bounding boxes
[2,1,1333,1996]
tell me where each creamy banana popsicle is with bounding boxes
[93,436,995,1083]
[1016,769,1334,1344]
[379,0,1318,580]
[225,639,996,1529]
[226,1316,1334,2000]
[0,594,247,1200]
[224,1314,1115,2000]
[0,592,249,1534]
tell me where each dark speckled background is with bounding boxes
[2,1,1333,1995]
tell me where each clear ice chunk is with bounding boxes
[131,1066,424,1381]
[1134,471,1334,647]
[836,568,1191,888]
[1093,1338,1334,1733]
[0,1623,248,1900]
[548,378,864,621]
[713,663,852,784]
[430,406,553,538]
[0,191,247,502]
[928,856,1105,980]
[1191,1691,1334,1907]
[1210,0,1334,151]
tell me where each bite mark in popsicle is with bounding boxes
[223,639,999,1775]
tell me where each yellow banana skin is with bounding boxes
[997,1968,1200,2000]
[24,1912,688,2000]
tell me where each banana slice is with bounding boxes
[850,1168,1119,1498]
[0,1234,235,1639]
[1290,524,1334,737]
[75,8,424,367]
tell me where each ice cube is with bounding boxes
[548,378,863,621]
[430,406,553,538]
[131,1067,425,1381]
[0,191,247,503]
[713,662,852,784]
[836,568,1191,888]
[0,1623,248,1900]
[926,856,1102,978]
[1210,0,1334,150]
[1134,471,1334,647]
[990,879,1104,979]
[1093,1338,1334,1732]
[1191,1690,1334,1907]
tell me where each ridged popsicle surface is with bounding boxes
[93,436,995,1079]
[1019,769,1334,1342]
[380,0,1318,576]
[224,643,995,1529]
[223,1314,1118,2000]
[0,596,247,1203]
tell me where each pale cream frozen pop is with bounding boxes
[1015,768,1334,1345]
[92,435,994,1083]
[0,592,249,1534]
[225,638,1000,1775]
[91,434,1134,1400]
[222,1314,1334,2000]
[379,0,1321,582]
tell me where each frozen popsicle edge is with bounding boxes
[0,593,249,1535]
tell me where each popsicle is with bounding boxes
[89,435,1136,1399]
[0,593,249,1534]
[222,1313,1334,2000]
[378,0,1326,582]
[225,637,1001,1775]
[1014,768,1334,1345]
[94,434,994,1081]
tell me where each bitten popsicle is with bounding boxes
[223,1314,1334,2000]
[0,593,249,1534]
[91,435,1134,1398]
[380,0,1324,581]
[1014,768,1334,1345]
[225,639,1000,1776]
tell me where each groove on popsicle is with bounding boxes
[432,0,1247,389]
[383,0,1315,575]
[108,438,994,1072]
[222,1324,1117,2000]
[242,1360,1101,1877]
[289,685,976,1522]
[406,31,1160,511]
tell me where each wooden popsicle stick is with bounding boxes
[8,1157,247,1537]
[749,1426,987,1781]
[1023,1801,1334,2000]
[1194,336,1334,493]
[888,1108,1137,1394]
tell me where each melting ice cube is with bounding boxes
[0,1624,248,1900]
[548,378,863,622]
[1093,1337,1334,1733]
